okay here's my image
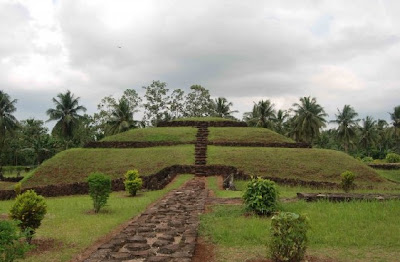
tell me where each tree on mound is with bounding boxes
[211,97,238,119]
[243,99,276,128]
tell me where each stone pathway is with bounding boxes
[84,177,207,262]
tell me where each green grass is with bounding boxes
[376,169,400,183]
[200,201,400,262]
[26,145,194,187]
[208,127,294,143]
[0,174,193,262]
[208,146,389,188]
[101,127,197,142]
[206,176,246,198]
[172,117,236,122]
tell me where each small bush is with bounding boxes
[0,220,32,262]
[242,177,278,216]
[87,172,111,213]
[361,156,373,163]
[124,169,143,196]
[270,212,309,262]
[13,183,21,196]
[9,190,47,243]
[385,153,400,163]
[341,171,356,193]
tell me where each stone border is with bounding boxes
[0,165,340,200]
[207,141,311,148]
[84,141,194,148]
[368,163,400,170]
[0,176,23,182]
[297,192,400,202]
[157,121,248,127]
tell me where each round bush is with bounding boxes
[341,170,356,193]
[361,156,373,163]
[87,172,111,213]
[124,169,143,196]
[386,153,400,163]
[0,220,32,261]
[9,190,47,242]
[242,177,278,216]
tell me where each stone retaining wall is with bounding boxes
[207,141,311,148]
[84,141,193,148]
[368,163,400,170]
[0,176,23,182]
[157,121,247,127]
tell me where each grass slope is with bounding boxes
[26,145,194,187]
[208,127,294,143]
[172,117,236,122]
[101,127,197,142]
[207,146,385,187]
[0,175,193,262]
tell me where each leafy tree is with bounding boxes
[0,91,19,168]
[331,105,359,153]
[143,80,169,126]
[23,134,54,165]
[107,98,138,134]
[291,96,327,143]
[359,116,378,156]
[46,90,86,146]
[243,100,276,128]
[184,85,213,117]
[168,89,185,119]
[211,97,238,119]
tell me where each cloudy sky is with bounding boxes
[1,0,400,128]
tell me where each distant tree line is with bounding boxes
[0,80,399,167]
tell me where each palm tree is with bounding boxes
[0,90,19,168]
[46,90,87,142]
[291,96,327,143]
[212,97,238,119]
[107,98,137,134]
[359,116,378,156]
[273,109,289,135]
[390,105,400,138]
[331,105,359,153]
[243,100,276,128]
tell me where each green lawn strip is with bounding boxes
[206,176,245,198]
[208,127,294,143]
[172,117,236,122]
[207,146,387,188]
[25,145,194,187]
[0,174,193,262]
[376,169,400,183]
[101,127,197,142]
[200,201,400,262]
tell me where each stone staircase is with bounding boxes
[194,123,209,176]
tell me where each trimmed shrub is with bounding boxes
[87,172,111,213]
[242,177,278,216]
[0,220,32,262]
[341,171,356,193]
[9,190,47,243]
[386,153,400,163]
[270,212,309,262]
[13,183,21,196]
[124,169,143,196]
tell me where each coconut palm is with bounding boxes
[331,105,359,153]
[0,90,19,167]
[243,100,276,128]
[390,105,400,138]
[107,98,137,134]
[291,96,327,143]
[46,90,87,142]
[273,109,289,135]
[359,116,378,156]
[212,97,238,119]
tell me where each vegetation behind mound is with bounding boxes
[207,146,386,187]
[101,127,197,142]
[171,117,236,122]
[25,146,194,188]
[208,127,295,143]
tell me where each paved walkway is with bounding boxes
[84,177,207,262]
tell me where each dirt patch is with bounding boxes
[246,255,337,262]
[27,238,66,256]
[192,237,216,262]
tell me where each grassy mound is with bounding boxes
[101,127,197,142]
[172,117,236,122]
[208,127,294,143]
[207,146,385,186]
[25,145,194,188]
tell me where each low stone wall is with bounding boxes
[84,141,194,148]
[0,176,23,182]
[158,121,248,127]
[207,141,311,148]
[368,163,400,170]
[297,192,400,202]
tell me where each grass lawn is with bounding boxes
[101,127,197,142]
[376,169,400,183]
[172,117,236,122]
[200,202,400,262]
[207,146,390,188]
[208,127,294,144]
[26,145,194,187]
[0,174,193,262]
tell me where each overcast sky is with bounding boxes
[1,0,399,129]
